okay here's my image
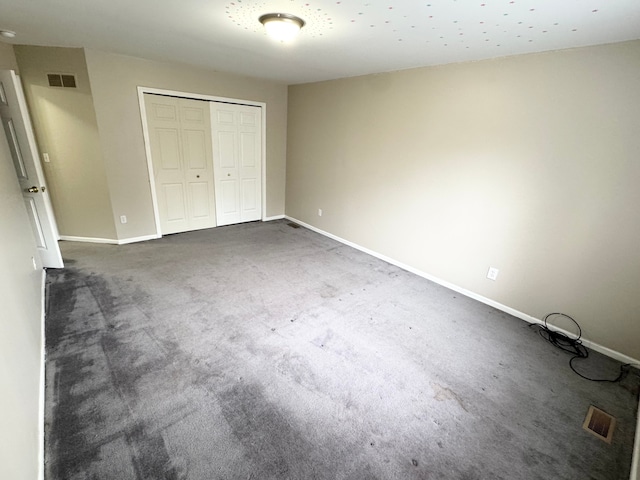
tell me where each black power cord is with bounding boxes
[534,312,631,383]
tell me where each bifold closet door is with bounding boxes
[145,94,216,235]
[210,103,262,226]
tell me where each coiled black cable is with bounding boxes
[534,313,630,383]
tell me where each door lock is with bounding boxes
[27,186,39,193]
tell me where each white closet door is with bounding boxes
[211,103,262,226]
[145,94,215,235]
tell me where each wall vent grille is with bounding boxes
[47,74,77,88]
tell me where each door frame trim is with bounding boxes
[137,86,267,237]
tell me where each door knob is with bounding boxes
[27,186,39,193]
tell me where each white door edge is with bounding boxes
[137,92,163,237]
[14,75,62,243]
[137,86,267,238]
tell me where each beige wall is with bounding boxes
[0,108,44,480]
[0,41,19,71]
[84,49,288,240]
[14,46,117,239]
[287,40,640,360]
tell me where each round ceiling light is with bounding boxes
[259,13,305,43]
[0,30,16,38]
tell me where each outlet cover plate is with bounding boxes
[487,267,499,281]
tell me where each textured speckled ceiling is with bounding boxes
[1,0,639,83]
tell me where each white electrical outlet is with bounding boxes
[120,215,127,224]
[318,209,323,217]
[42,153,50,163]
[487,267,499,281]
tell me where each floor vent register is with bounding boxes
[583,405,616,443]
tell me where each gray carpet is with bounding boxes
[45,220,639,479]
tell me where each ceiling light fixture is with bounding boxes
[0,30,16,38]
[259,13,305,43]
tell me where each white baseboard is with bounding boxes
[263,215,285,222]
[59,234,160,245]
[38,269,46,480]
[285,216,640,366]
[117,234,160,245]
[60,235,118,244]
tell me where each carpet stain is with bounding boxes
[126,423,185,480]
[84,274,119,323]
[275,352,318,391]
[45,269,80,341]
[46,271,107,478]
[46,269,193,480]
[47,353,106,479]
[217,381,323,479]
[319,283,338,299]
[431,383,468,412]
[311,328,335,349]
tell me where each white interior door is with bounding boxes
[145,94,216,235]
[0,70,63,268]
[211,103,262,226]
